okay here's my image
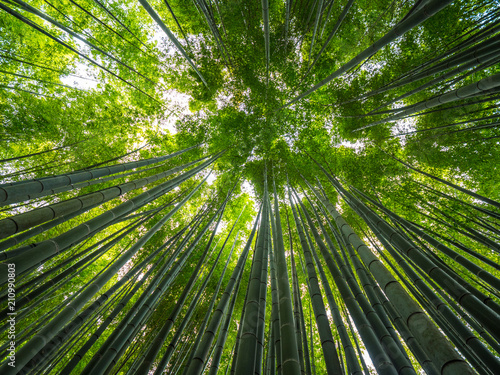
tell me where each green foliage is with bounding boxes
[1,0,499,374]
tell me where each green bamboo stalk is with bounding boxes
[295,244,313,375]
[57,228,187,375]
[0,215,149,323]
[295,189,414,375]
[0,3,162,102]
[230,246,254,375]
[2,175,210,375]
[286,207,307,375]
[309,304,316,375]
[354,187,500,289]
[8,0,154,83]
[371,234,497,374]
[350,35,500,105]
[303,0,355,79]
[149,238,219,375]
[164,0,193,51]
[0,142,199,205]
[371,51,500,114]
[233,173,270,374]
[0,155,206,239]
[255,197,272,374]
[270,178,301,374]
[284,0,453,107]
[328,176,500,342]
[288,185,343,375]
[138,0,208,87]
[269,230,282,375]
[183,214,250,374]
[366,219,500,370]
[369,276,439,375]
[307,0,323,63]
[0,154,219,284]
[89,193,226,375]
[357,73,500,131]
[302,172,474,375]
[207,248,248,375]
[262,0,270,83]
[135,225,232,375]
[300,196,364,375]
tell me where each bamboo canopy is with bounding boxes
[0,0,499,374]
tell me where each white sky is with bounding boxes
[158,89,192,135]
[59,40,99,90]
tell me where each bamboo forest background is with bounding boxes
[0,0,499,374]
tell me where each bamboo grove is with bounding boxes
[0,0,499,374]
